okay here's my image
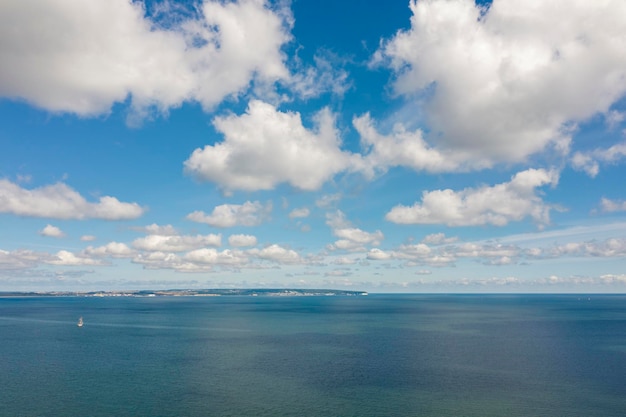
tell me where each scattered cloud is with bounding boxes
[600,198,626,213]
[228,234,258,247]
[571,143,626,177]
[315,193,341,209]
[248,244,302,264]
[0,249,53,270]
[46,250,107,266]
[287,51,351,99]
[39,224,65,238]
[80,235,96,242]
[0,179,145,220]
[326,210,383,252]
[183,248,248,267]
[288,207,310,219]
[605,110,625,129]
[83,242,135,258]
[187,201,271,227]
[132,224,178,236]
[421,233,458,245]
[132,233,222,252]
[385,168,559,227]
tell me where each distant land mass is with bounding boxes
[0,289,368,297]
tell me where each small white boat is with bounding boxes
[77,317,84,327]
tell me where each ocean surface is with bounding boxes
[1,294,625,417]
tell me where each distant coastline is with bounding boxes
[0,289,368,298]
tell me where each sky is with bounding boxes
[1,0,626,293]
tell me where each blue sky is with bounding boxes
[1,0,625,292]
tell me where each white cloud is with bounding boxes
[184,100,361,191]
[366,248,392,261]
[228,234,258,247]
[386,168,559,227]
[546,238,626,258]
[571,143,626,177]
[354,113,459,174]
[455,242,519,264]
[600,198,626,213]
[187,201,271,227]
[605,110,625,129]
[332,256,358,265]
[287,52,351,99]
[0,0,292,119]
[0,249,53,270]
[183,248,248,266]
[132,224,178,236]
[132,251,181,270]
[39,224,65,238]
[46,250,106,266]
[0,179,145,220]
[132,234,221,252]
[326,210,383,252]
[288,207,310,219]
[421,233,458,245]
[600,274,626,284]
[248,244,302,264]
[80,235,96,242]
[315,193,341,209]
[375,0,626,166]
[83,242,135,258]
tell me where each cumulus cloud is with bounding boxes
[187,201,271,227]
[0,0,291,119]
[132,251,183,270]
[354,113,459,174]
[326,210,383,252]
[132,233,221,252]
[132,223,178,236]
[39,224,65,238]
[83,242,135,258]
[184,100,361,191]
[249,244,302,264]
[228,234,258,247]
[0,179,145,220]
[0,249,53,270]
[80,235,96,242]
[421,233,458,245]
[374,0,626,166]
[571,143,626,177]
[366,248,392,261]
[46,250,107,266]
[184,248,248,266]
[386,168,559,227]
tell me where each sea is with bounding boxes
[1,294,625,417]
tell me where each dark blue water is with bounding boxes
[1,295,625,416]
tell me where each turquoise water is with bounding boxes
[1,294,625,416]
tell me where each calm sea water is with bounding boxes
[1,294,625,417]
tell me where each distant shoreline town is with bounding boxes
[0,289,368,297]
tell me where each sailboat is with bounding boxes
[77,317,84,327]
